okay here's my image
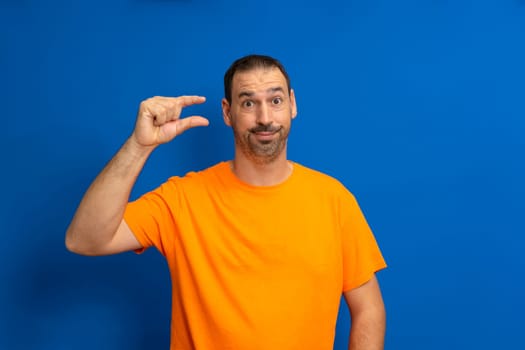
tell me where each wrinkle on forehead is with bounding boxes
[233,67,288,98]
[238,87,285,99]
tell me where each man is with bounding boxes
[66,54,387,350]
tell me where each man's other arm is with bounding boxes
[344,274,386,350]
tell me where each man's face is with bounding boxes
[222,67,297,164]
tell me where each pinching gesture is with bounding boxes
[132,95,209,148]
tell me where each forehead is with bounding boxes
[232,67,288,95]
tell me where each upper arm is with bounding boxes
[101,219,143,255]
[70,220,143,256]
[344,275,386,350]
[343,274,385,319]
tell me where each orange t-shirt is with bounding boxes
[124,161,386,350]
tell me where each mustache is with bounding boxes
[250,125,282,133]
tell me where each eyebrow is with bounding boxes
[238,87,285,99]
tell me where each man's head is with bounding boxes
[223,55,292,105]
[222,54,297,165]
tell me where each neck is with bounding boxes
[231,150,292,186]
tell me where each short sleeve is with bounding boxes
[123,178,181,256]
[341,191,387,292]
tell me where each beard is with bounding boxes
[233,123,290,164]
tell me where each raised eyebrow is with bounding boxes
[238,87,286,100]
[268,87,285,95]
[238,91,254,99]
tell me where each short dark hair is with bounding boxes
[223,54,291,104]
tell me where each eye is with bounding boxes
[272,97,283,105]
[242,100,254,108]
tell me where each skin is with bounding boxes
[344,275,386,350]
[65,95,209,255]
[65,67,385,349]
[221,67,297,186]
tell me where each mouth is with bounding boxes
[250,127,281,141]
[253,131,277,141]
[255,131,276,136]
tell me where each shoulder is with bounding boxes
[180,161,227,180]
[163,161,228,189]
[130,162,226,205]
[291,163,362,224]
[292,162,351,194]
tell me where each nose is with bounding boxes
[256,103,271,125]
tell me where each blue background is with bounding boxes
[1,0,524,349]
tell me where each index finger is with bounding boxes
[175,95,206,108]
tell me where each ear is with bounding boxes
[290,89,298,119]
[222,98,232,126]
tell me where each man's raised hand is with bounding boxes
[132,96,209,148]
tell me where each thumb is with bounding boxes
[176,116,210,135]
[159,115,209,142]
